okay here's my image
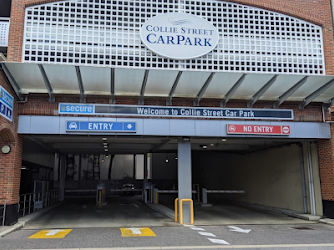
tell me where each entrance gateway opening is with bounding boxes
[19,134,317,228]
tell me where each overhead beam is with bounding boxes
[299,77,334,109]
[151,139,173,152]
[38,64,55,102]
[1,63,23,100]
[75,66,86,103]
[247,74,278,108]
[220,74,246,107]
[273,76,308,108]
[167,71,182,106]
[194,72,215,106]
[110,68,115,104]
[139,70,149,105]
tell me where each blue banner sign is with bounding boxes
[0,87,13,121]
[66,121,136,132]
[59,103,293,120]
[59,104,94,114]
[0,86,13,109]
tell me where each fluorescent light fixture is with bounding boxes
[202,145,207,149]
[103,142,108,146]
[102,137,107,141]
[104,145,108,148]
[210,143,215,147]
[21,166,27,170]
[221,139,227,142]
[104,149,108,152]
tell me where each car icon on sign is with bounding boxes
[68,122,78,129]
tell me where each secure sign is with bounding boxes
[227,124,290,135]
[140,12,219,60]
[0,86,13,121]
[66,121,136,132]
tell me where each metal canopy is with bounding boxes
[2,62,334,108]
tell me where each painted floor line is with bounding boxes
[190,227,205,231]
[19,244,334,250]
[198,231,216,237]
[208,238,230,245]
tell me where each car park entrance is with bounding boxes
[18,125,324,228]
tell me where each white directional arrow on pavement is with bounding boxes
[228,226,251,233]
[124,228,143,234]
[45,229,66,236]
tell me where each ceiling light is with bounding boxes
[21,166,26,170]
[102,137,107,141]
[210,143,215,147]
[200,145,207,149]
[105,155,109,158]
[175,157,178,160]
[221,139,227,142]
[103,142,108,146]
[104,149,108,152]
[165,159,169,163]
[104,145,108,148]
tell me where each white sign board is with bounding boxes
[140,12,219,60]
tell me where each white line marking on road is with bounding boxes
[228,225,251,233]
[190,227,205,231]
[45,230,65,236]
[198,232,216,237]
[208,238,230,245]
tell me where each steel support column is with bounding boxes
[177,138,192,224]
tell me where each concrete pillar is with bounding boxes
[59,154,66,202]
[177,138,192,224]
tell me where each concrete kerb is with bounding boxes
[0,203,61,237]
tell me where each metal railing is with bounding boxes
[0,198,6,227]
[18,189,60,218]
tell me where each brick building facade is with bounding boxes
[1,0,334,225]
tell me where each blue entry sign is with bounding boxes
[0,86,13,121]
[66,121,136,132]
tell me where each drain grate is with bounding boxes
[292,227,314,230]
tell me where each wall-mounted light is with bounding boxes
[1,145,11,154]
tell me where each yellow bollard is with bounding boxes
[179,199,194,225]
[174,198,179,222]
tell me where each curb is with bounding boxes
[0,203,61,237]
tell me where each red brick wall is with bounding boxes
[319,123,334,201]
[0,70,22,205]
[7,0,334,74]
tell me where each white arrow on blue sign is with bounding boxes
[66,121,136,132]
[0,86,13,122]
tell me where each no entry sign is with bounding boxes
[227,124,290,135]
